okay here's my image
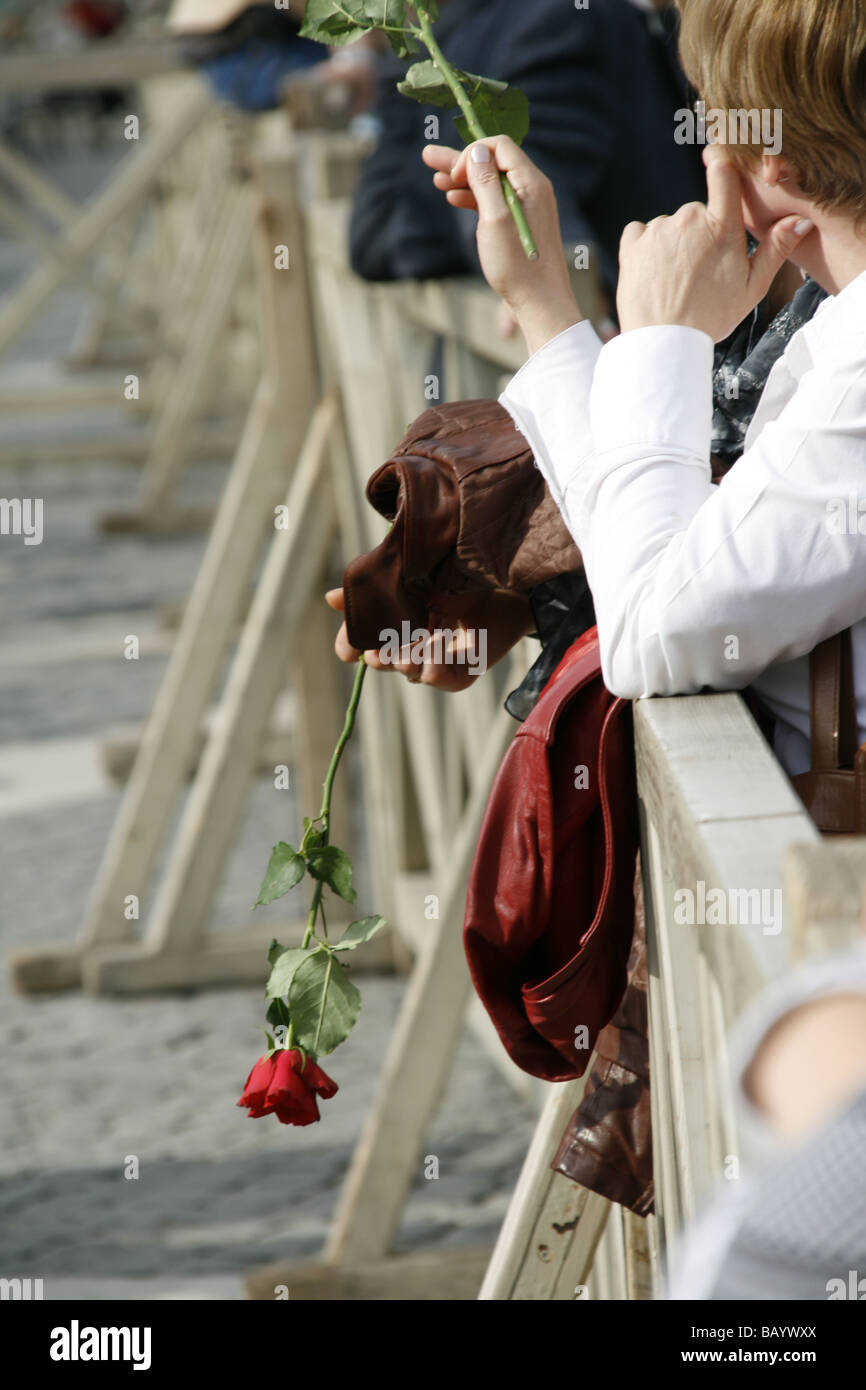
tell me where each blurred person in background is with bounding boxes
[167,0,323,112]
[670,945,866,1300]
[349,0,706,305]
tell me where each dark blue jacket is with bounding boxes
[349,0,705,296]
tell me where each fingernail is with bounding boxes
[471,144,491,164]
[794,218,814,236]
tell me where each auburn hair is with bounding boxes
[677,0,866,216]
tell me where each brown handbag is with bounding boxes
[791,629,866,835]
[552,866,654,1217]
[342,399,581,652]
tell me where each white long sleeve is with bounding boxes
[500,277,866,733]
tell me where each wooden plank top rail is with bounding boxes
[635,690,828,1282]
[635,691,819,990]
[0,40,182,93]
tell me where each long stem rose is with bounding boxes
[299,1,537,258]
[243,659,384,1126]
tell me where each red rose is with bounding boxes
[237,1049,338,1126]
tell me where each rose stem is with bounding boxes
[286,658,367,1055]
[299,657,367,948]
[415,6,538,261]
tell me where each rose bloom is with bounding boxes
[237,1048,338,1126]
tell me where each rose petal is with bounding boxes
[237,1054,277,1111]
[304,1060,339,1099]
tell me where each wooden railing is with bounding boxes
[636,693,815,1277]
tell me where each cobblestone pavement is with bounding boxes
[0,156,537,1301]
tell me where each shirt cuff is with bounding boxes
[499,319,602,513]
[590,325,714,458]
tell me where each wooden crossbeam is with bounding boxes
[130,185,257,518]
[478,1076,610,1300]
[323,698,518,1266]
[244,1248,492,1301]
[0,41,181,93]
[88,396,338,989]
[0,81,212,359]
[10,129,319,993]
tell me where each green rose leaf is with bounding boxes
[289,950,362,1056]
[455,84,530,146]
[397,58,462,107]
[299,0,373,46]
[267,937,286,967]
[301,0,409,46]
[397,62,529,144]
[397,60,507,110]
[300,817,325,855]
[360,0,407,27]
[387,28,419,59]
[335,914,387,950]
[265,996,291,1030]
[307,845,357,904]
[265,946,319,1000]
[255,842,306,908]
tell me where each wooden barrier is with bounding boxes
[0,40,180,93]
[484,693,866,1300]
[0,77,208,360]
[10,115,329,993]
[6,113,607,1294]
[11,101,859,1300]
[0,61,263,526]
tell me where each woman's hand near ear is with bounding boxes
[616,147,814,342]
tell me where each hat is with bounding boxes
[166,0,269,34]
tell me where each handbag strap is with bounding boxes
[792,629,866,835]
[809,629,858,772]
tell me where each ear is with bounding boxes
[761,154,799,189]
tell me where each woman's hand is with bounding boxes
[423,137,583,356]
[616,147,814,342]
[325,587,534,693]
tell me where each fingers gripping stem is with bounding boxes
[414,4,538,259]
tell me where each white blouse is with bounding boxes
[499,268,866,777]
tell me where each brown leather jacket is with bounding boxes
[342,400,579,652]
